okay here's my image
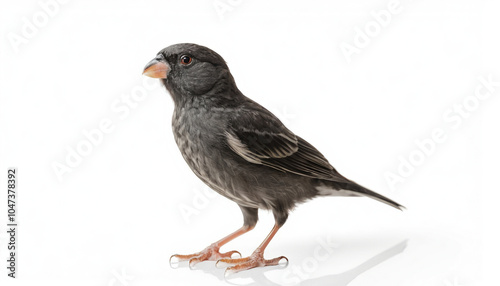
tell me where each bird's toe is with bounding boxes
[188,256,205,269]
[219,253,289,276]
[220,250,242,259]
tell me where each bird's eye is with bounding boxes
[180,55,192,65]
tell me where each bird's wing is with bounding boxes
[226,104,347,182]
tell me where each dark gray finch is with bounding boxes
[143,43,404,276]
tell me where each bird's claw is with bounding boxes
[216,253,289,276]
[169,245,242,269]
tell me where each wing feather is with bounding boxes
[226,105,347,182]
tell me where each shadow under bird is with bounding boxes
[142,43,404,276]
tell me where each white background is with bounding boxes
[1,0,499,285]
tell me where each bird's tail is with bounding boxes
[317,180,405,211]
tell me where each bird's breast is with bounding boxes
[171,107,269,208]
[172,107,229,186]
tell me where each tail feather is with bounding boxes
[348,182,405,211]
[317,181,405,211]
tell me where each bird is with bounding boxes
[142,43,404,276]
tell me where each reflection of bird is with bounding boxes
[143,43,404,276]
[299,240,408,286]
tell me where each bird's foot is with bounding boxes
[215,250,288,276]
[169,244,241,268]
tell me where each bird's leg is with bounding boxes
[170,225,254,268]
[216,223,288,276]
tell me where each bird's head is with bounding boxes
[143,43,239,105]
